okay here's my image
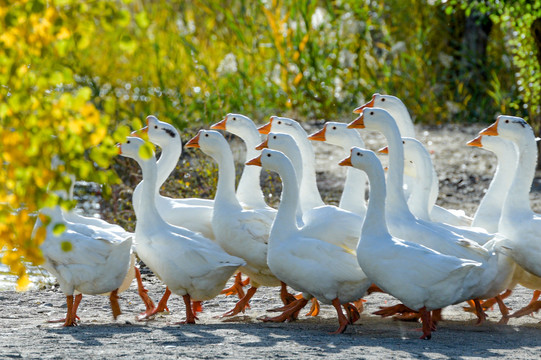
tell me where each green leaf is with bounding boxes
[60,241,73,252]
[135,11,150,29]
[52,223,66,236]
[138,141,155,160]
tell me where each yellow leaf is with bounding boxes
[293,72,303,86]
[138,141,155,160]
[16,274,30,292]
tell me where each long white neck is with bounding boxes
[293,134,325,211]
[407,146,434,221]
[500,132,537,226]
[156,138,182,190]
[472,140,517,232]
[375,121,412,218]
[132,137,181,213]
[386,102,416,138]
[269,160,300,240]
[211,148,243,210]
[336,135,367,216]
[235,126,267,208]
[134,156,165,229]
[360,158,391,242]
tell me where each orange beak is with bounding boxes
[479,119,499,136]
[211,118,227,130]
[246,154,262,167]
[185,132,201,148]
[308,127,327,141]
[378,146,389,154]
[255,138,269,150]
[131,126,149,138]
[466,135,483,148]
[338,155,353,167]
[347,113,365,129]
[353,94,376,114]
[258,121,272,134]
[116,143,122,155]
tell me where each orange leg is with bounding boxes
[528,290,541,307]
[431,308,442,328]
[509,300,541,319]
[366,284,384,294]
[222,286,258,317]
[463,299,477,313]
[135,267,155,312]
[280,282,297,305]
[305,298,320,317]
[109,289,121,319]
[220,273,247,300]
[260,298,309,323]
[352,299,366,314]
[48,293,82,324]
[343,303,360,324]
[192,300,203,315]
[373,303,417,317]
[419,307,432,340]
[63,295,77,327]
[473,298,487,325]
[241,277,251,286]
[329,298,349,334]
[137,287,172,321]
[495,295,510,324]
[173,294,197,324]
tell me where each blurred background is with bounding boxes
[1,0,540,286]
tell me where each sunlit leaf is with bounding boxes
[52,222,66,236]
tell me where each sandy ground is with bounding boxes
[3,123,541,359]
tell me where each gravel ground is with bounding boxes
[3,123,541,359]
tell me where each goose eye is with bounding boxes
[370,111,374,115]
[381,98,385,102]
[505,120,509,123]
[277,121,282,124]
[127,140,130,144]
[356,152,360,156]
[273,135,277,139]
[205,133,209,137]
[402,140,405,144]
[233,117,236,120]
[154,125,158,129]
[332,126,336,130]
[267,153,271,157]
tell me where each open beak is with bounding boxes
[338,155,353,167]
[378,146,389,154]
[185,132,201,148]
[246,154,262,167]
[479,119,499,136]
[211,118,227,130]
[466,136,483,147]
[131,126,149,138]
[255,138,268,150]
[258,121,272,134]
[308,127,326,141]
[353,94,376,114]
[347,113,365,129]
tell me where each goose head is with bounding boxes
[379,138,419,178]
[256,132,303,179]
[308,121,364,148]
[347,107,395,133]
[339,146,380,174]
[141,115,180,148]
[117,136,153,161]
[258,116,306,137]
[480,115,533,142]
[246,148,290,175]
[353,93,403,113]
[185,129,229,157]
[467,134,516,156]
[211,113,258,138]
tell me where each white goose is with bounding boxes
[248,149,371,334]
[186,130,293,317]
[307,122,367,217]
[467,135,518,233]
[210,113,271,211]
[354,93,472,226]
[36,206,134,326]
[339,146,489,340]
[132,116,214,239]
[258,132,362,251]
[387,137,493,245]
[119,136,245,324]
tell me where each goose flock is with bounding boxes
[34,94,541,340]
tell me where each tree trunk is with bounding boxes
[531,17,541,169]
